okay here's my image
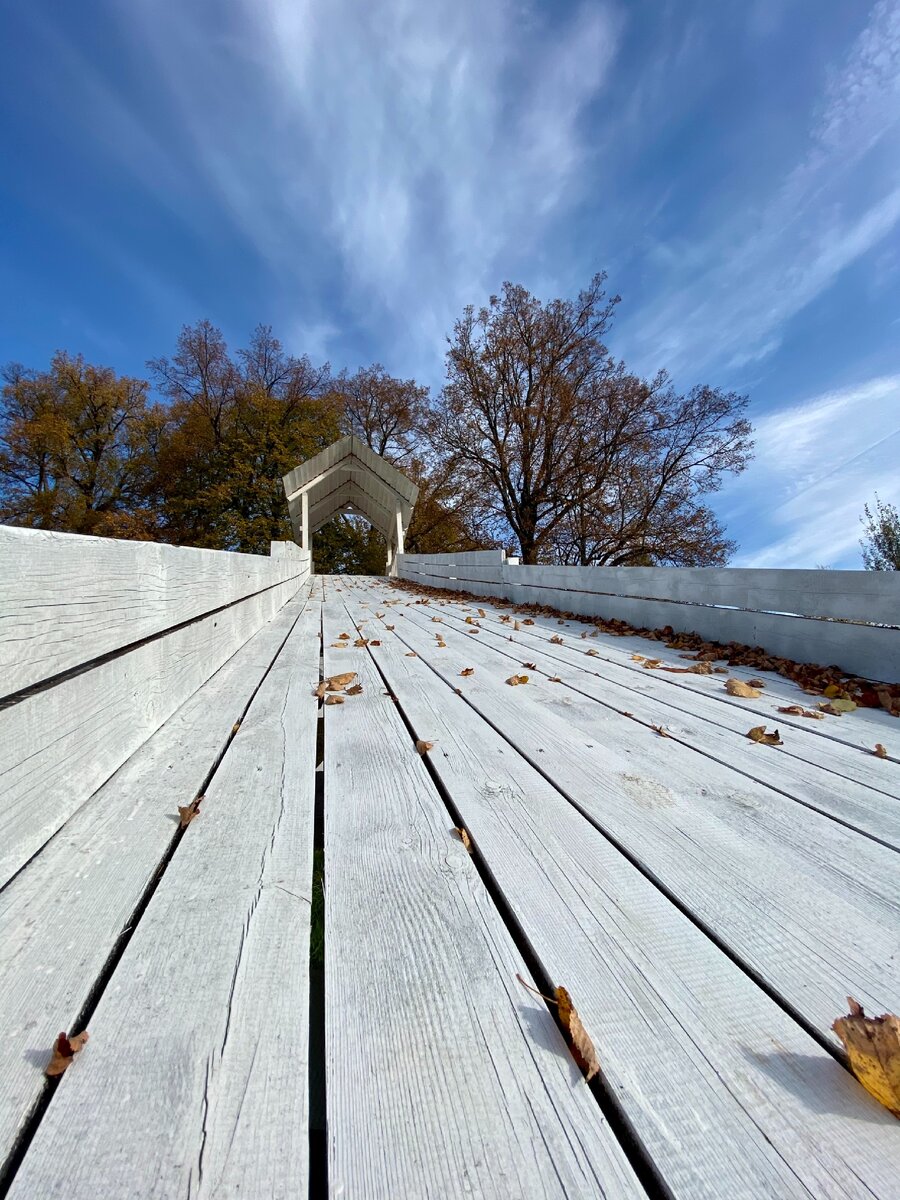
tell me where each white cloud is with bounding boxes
[621,0,900,378]
[718,374,900,568]
[120,0,620,374]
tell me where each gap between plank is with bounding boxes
[0,597,309,1198]
[338,585,672,1200]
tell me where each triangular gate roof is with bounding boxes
[282,435,418,552]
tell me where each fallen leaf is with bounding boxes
[178,796,202,827]
[405,651,417,658]
[231,721,242,734]
[746,725,782,746]
[416,740,434,754]
[432,616,443,623]
[823,683,841,698]
[506,674,529,686]
[330,643,348,649]
[550,635,564,645]
[326,672,357,691]
[354,638,369,647]
[460,668,475,677]
[370,640,381,647]
[549,676,562,683]
[776,705,824,720]
[641,659,662,670]
[557,986,601,1082]
[829,697,857,713]
[514,620,521,631]
[346,684,363,695]
[523,619,534,625]
[477,609,486,617]
[585,649,599,657]
[832,998,900,1118]
[339,633,350,640]
[456,827,472,851]
[325,695,345,706]
[747,678,765,688]
[714,666,729,674]
[522,662,537,671]
[46,1030,89,1077]
[725,679,762,698]
[385,625,395,631]
[874,744,888,758]
[650,724,670,738]
[465,616,476,625]
[314,681,327,698]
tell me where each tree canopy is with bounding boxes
[860,494,900,570]
[1,275,756,570]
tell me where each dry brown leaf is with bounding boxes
[354,638,369,647]
[330,642,348,649]
[506,674,529,686]
[405,651,417,658]
[468,627,480,634]
[326,672,357,691]
[477,609,486,617]
[550,635,564,645]
[339,633,350,640]
[725,678,762,698]
[557,987,601,1082]
[178,796,203,827]
[651,724,670,738]
[549,676,562,683]
[523,619,534,626]
[747,678,765,688]
[456,827,472,851]
[231,721,242,734]
[631,654,645,662]
[746,725,782,746]
[460,668,475,677]
[641,659,662,669]
[431,616,443,623]
[370,640,382,647]
[346,684,363,695]
[777,704,824,720]
[874,743,888,758]
[416,740,434,754]
[385,624,395,631]
[832,998,900,1118]
[46,1030,89,1077]
[713,666,729,674]
[522,662,537,671]
[376,612,385,619]
[325,695,345,706]
[585,649,599,657]
[314,681,327,698]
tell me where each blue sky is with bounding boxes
[1,0,898,567]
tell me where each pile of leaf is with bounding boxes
[392,579,900,716]
[315,672,363,704]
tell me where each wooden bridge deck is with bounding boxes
[2,573,899,1199]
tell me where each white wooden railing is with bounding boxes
[0,526,311,888]
[397,550,900,682]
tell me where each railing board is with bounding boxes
[389,587,900,1043]
[6,602,319,1200]
[0,594,306,1168]
[0,576,302,890]
[340,579,900,1200]
[0,525,310,699]
[321,591,644,1200]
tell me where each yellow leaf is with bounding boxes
[456,827,472,851]
[832,998,900,1118]
[829,697,857,713]
[823,683,841,698]
[725,679,761,698]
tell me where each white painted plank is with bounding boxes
[0,575,303,889]
[382,588,900,1044]
[416,594,900,840]
[0,524,310,698]
[450,595,900,785]
[6,603,320,1200]
[0,593,306,1167]
[339,579,900,1200]
[321,596,644,1200]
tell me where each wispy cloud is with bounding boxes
[621,0,900,378]
[118,0,620,375]
[718,374,900,568]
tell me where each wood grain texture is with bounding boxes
[340,579,900,1200]
[0,524,310,698]
[0,575,303,890]
[6,603,320,1200]
[396,557,900,683]
[377,584,900,1044]
[321,590,644,1200]
[0,594,306,1167]
[422,595,900,838]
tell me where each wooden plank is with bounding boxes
[0,593,306,1168]
[417,594,900,836]
[502,562,900,625]
[382,588,900,1043]
[6,603,320,1200]
[448,595,900,783]
[338,580,900,1199]
[0,575,303,890]
[0,524,310,698]
[320,596,644,1200]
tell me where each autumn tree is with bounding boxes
[0,354,163,538]
[149,322,340,552]
[333,364,427,462]
[431,275,752,564]
[860,494,900,570]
